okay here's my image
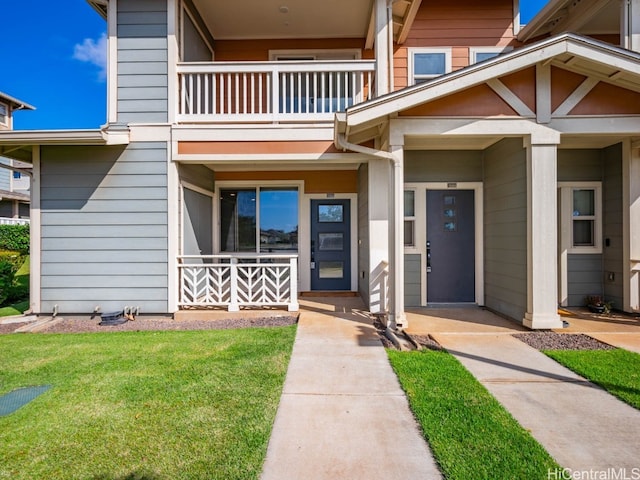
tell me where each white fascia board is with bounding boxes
[0,129,108,146]
[345,34,640,129]
[172,125,335,142]
[549,116,640,134]
[174,153,371,163]
[517,0,570,42]
[390,117,561,145]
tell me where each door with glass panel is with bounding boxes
[310,199,350,290]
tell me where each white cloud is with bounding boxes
[73,33,107,81]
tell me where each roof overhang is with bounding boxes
[86,0,108,20]
[0,190,30,202]
[0,128,129,163]
[337,33,640,145]
[0,92,35,112]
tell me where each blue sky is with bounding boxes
[2,0,549,131]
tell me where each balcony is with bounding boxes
[177,60,375,123]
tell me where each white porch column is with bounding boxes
[374,0,389,96]
[623,140,640,312]
[523,139,563,329]
[389,144,406,329]
[368,159,392,315]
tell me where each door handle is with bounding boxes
[426,240,432,273]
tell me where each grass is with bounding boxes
[544,348,640,410]
[388,349,560,480]
[0,326,296,480]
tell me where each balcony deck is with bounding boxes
[178,60,375,123]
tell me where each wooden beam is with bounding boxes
[552,77,599,116]
[536,63,552,124]
[486,79,535,116]
[397,0,422,45]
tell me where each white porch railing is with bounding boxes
[0,217,29,225]
[177,60,375,123]
[178,254,299,312]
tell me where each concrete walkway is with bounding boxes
[260,297,442,480]
[431,332,640,472]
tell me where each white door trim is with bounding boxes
[302,193,358,291]
[405,182,484,306]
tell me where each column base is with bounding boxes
[523,312,563,330]
[389,311,407,329]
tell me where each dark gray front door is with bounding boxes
[426,190,475,303]
[311,199,351,290]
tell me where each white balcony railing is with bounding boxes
[178,254,299,312]
[0,217,29,225]
[177,60,375,123]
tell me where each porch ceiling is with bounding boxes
[192,0,374,40]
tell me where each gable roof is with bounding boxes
[0,92,35,111]
[337,33,640,139]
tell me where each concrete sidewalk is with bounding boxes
[260,297,442,480]
[432,333,640,472]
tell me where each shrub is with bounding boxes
[0,252,26,306]
[0,224,30,254]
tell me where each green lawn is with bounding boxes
[0,326,296,480]
[388,349,560,480]
[544,348,640,410]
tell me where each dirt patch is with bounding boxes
[408,334,444,351]
[0,315,298,334]
[514,332,615,351]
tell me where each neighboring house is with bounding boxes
[0,92,34,224]
[0,0,638,328]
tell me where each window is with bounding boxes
[404,190,415,247]
[409,48,451,84]
[13,171,21,179]
[558,182,602,253]
[219,187,298,253]
[0,103,8,126]
[469,47,512,65]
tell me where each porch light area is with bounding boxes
[177,60,375,123]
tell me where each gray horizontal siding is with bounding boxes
[117,0,168,124]
[405,254,421,307]
[603,143,623,308]
[567,254,602,307]
[39,142,169,314]
[483,138,527,322]
[405,151,483,183]
[557,149,603,182]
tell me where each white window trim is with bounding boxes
[269,49,362,61]
[0,102,9,127]
[408,47,452,85]
[469,46,513,65]
[404,188,417,250]
[558,181,603,254]
[214,180,304,255]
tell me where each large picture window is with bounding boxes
[220,187,298,253]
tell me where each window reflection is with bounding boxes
[220,187,298,253]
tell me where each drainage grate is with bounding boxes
[0,385,52,416]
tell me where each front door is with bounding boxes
[310,199,351,290]
[426,190,475,303]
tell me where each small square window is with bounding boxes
[318,204,343,223]
[410,49,451,84]
[13,171,21,179]
[559,183,601,254]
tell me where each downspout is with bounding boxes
[334,126,406,331]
